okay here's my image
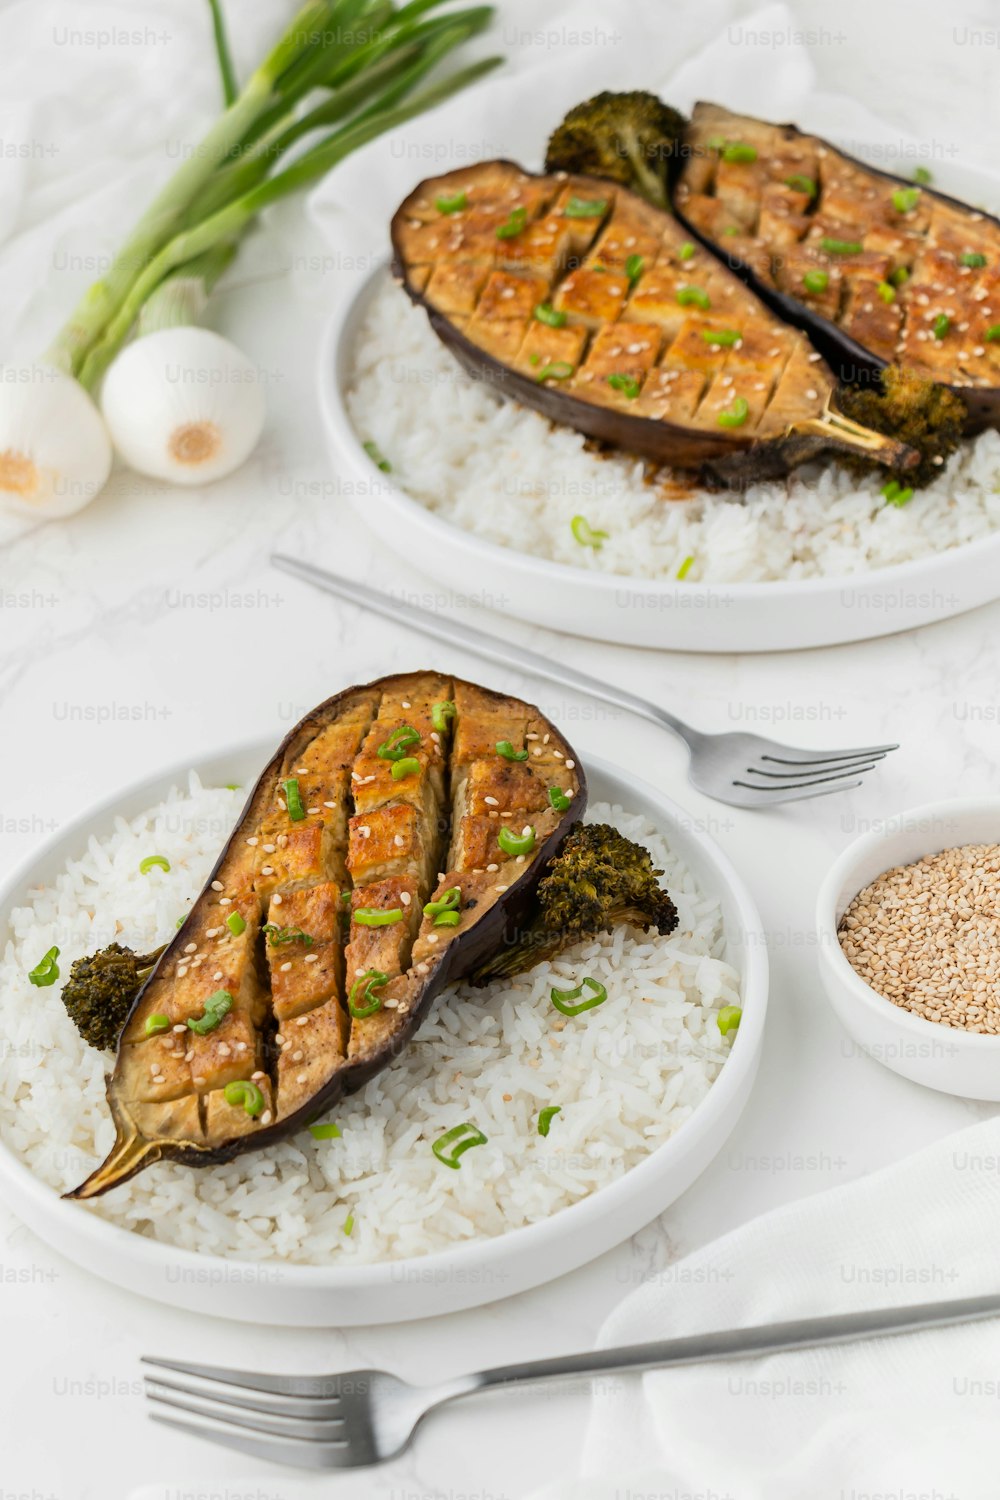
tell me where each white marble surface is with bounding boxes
[1,0,997,1496]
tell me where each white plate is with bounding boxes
[0,741,766,1327]
[318,163,1000,655]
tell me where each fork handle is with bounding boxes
[270,555,698,749]
[464,1293,1000,1394]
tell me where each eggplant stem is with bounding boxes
[793,411,920,470]
[64,1131,159,1200]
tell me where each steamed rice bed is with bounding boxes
[0,777,738,1265]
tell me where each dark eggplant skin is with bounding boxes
[67,672,586,1199]
[669,105,998,432]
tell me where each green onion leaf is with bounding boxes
[435,190,467,215]
[310,1122,342,1140]
[877,281,896,303]
[914,166,933,184]
[533,302,567,328]
[497,825,536,857]
[224,783,241,791]
[700,328,740,347]
[803,269,830,294]
[348,968,388,1018]
[882,479,914,507]
[607,372,641,399]
[717,1005,743,1037]
[496,740,528,761]
[676,555,695,580]
[891,187,921,214]
[536,361,574,382]
[821,237,862,255]
[432,1122,488,1169]
[354,908,404,927]
[932,313,951,340]
[550,977,608,1016]
[537,1105,561,1137]
[625,253,644,284]
[722,141,757,163]
[343,1214,354,1236]
[677,285,711,310]
[362,439,391,473]
[144,1014,171,1037]
[496,206,527,239]
[564,195,607,218]
[139,855,170,876]
[986,324,1000,343]
[433,910,461,927]
[431,700,456,733]
[717,396,750,429]
[722,226,741,237]
[391,756,420,781]
[678,241,696,261]
[27,946,59,987]
[262,923,313,947]
[224,1079,265,1117]
[571,514,608,549]
[376,725,421,761]
[423,887,461,920]
[226,911,246,936]
[784,174,816,196]
[961,252,988,268]
[283,778,305,821]
[187,989,233,1035]
[548,787,572,811]
[889,266,911,287]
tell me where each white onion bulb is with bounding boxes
[0,365,112,519]
[100,327,266,485]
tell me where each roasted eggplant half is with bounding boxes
[391,160,917,485]
[68,672,585,1199]
[673,102,1000,432]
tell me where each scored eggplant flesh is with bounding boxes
[674,102,1000,430]
[390,160,917,483]
[68,672,585,1199]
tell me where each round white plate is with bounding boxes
[318,152,1000,653]
[0,741,766,1327]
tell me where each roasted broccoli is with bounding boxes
[474,822,678,984]
[544,91,687,209]
[836,364,967,488]
[61,942,164,1051]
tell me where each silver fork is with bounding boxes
[272,554,896,808]
[145,1290,1000,1469]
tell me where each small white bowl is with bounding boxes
[816,797,1000,1100]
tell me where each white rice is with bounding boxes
[346,277,1000,584]
[0,777,739,1265]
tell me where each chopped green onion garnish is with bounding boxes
[263,923,313,946]
[145,1014,171,1037]
[224,783,241,791]
[533,302,566,328]
[803,269,829,294]
[435,190,467,214]
[717,1005,742,1037]
[226,912,246,937]
[497,825,536,858]
[187,989,233,1035]
[700,328,740,347]
[877,281,896,303]
[27,946,59,987]
[529,353,541,365]
[564,195,607,218]
[784,174,816,196]
[722,226,740,236]
[891,187,920,214]
[362,439,391,473]
[607,372,641,398]
[432,1122,487,1169]
[548,787,572,811]
[496,740,528,761]
[343,1214,354,1236]
[536,361,574,382]
[706,135,726,151]
[224,1079,265,1117]
[376,725,420,761]
[391,756,420,781]
[310,1122,342,1140]
[679,241,696,261]
[889,266,910,287]
[424,887,461,921]
[570,514,608,548]
[139,855,170,875]
[434,910,461,927]
[677,285,710,310]
[176,916,186,929]
[283,778,305,821]
[354,908,404,927]
[961,252,988,268]
[914,166,933,184]
[496,206,527,239]
[882,479,914,507]
[932,313,950,339]
[537,1106,561,1137]
[986,324,1000,343]
[821,237,862,255]
[348,968,388,1018]
[717,396,749,429]
[722,141,757,163]
[431,700,456,732]
[625,253,644,284]
[676,555,695,580]
[550,977,608,1016]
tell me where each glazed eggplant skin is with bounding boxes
[68,672,585,1199]
[672,102,1000,432]
[391,160,916,483]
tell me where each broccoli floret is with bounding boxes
[544,91,687,209]
[836,365,967,488]
[61,942,164,1052]
[474,823,678,984]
